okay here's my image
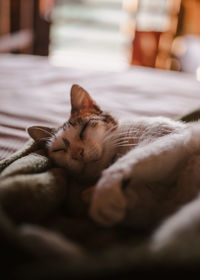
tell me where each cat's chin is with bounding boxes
[75,157,107,183]
[79,155,113,183]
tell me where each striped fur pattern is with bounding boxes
[28,85,200,234]
[28,85,118,182]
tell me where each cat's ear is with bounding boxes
[70,84,101,117]
[27,126,54,142]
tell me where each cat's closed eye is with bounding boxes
[52,148,66,153]
[80,120,92,139]
[80,119,98,140]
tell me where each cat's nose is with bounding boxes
[72,147,84,161]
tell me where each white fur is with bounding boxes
[90,120,200,228]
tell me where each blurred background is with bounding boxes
[0,0,200,77]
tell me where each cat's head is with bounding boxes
[27,85,117,182]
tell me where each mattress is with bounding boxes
[0,54,200,160]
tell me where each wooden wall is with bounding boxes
[179,0,200,35]
[0,0,50,55]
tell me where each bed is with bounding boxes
[1,54,200,160]
[1,54,200,279]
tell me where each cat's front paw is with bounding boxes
[89,175,127,226]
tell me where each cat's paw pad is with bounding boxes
[89,183,127,226]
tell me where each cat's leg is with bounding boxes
[90,126,200,226]
[89,174,127,226]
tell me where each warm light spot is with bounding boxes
[196,67,200,82]
[49,50,127,71]
[171,36,187,57]
[167,0,181,14]
[123,0,138,12]
[120,19,136,36]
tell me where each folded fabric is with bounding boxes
[1,110,200,279]
[0,140,68,223]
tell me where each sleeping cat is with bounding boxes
[28,85,200,229]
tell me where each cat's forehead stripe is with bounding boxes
[62,137,70,148]
[63,122,70,130]
[66,114,117,129]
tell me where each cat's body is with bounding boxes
[98,122,200,229]
[28,85,200,231]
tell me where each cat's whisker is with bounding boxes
[116,144,138,147]
[104,137,138,148]
[112,139,132,144]
[111,133,141,140]
[113,130,140,135]
[114,132,140,138]
[112,141,130,146]
[111,137,138,143]
[110,141,132,147]
[113,138,130,142]
[105,127,174,147]
[112,136,134,141]
[111,139,136,146]
[104,125,118,136]
[103,129,120,143]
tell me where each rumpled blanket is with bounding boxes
[1,111,200,279]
